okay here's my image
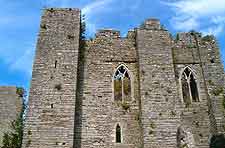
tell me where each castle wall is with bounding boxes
[172,33,211,147]
[172,32,225,147]
[136,19,180,148]
[0,86,22,146]
[173,63,211,148]
[75,30,142,148]
[22,8,225,148]
[198,37,225,133]
[22,9,80,148]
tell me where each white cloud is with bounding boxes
[201,24,224,36]
[9,47,35,76]
[164,0,225,16]
[162,0,225,36]
[82,0,114,16]
[172,17,199,31]
[212,16,225,24]
[81,0,114,36]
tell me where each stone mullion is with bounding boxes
[122,77,124,102]
[187,78,193,104]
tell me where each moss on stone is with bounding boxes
[212,87,224,96]
[121,102,130,111]
[202,35,214,42]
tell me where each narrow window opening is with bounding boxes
[116,124,121,143]
[50,104,54,108]
[113,65,131,102]
[54,60,57,68]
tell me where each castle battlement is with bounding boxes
[144,18,161,30]
[96,29,121,38]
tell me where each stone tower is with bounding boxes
[23,8,225,148]
[22,8,81,147]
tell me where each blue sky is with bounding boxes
[0,0,225,92]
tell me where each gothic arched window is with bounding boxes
[181,67,199,105]
[116,124,121,143]
[113,65,131,102]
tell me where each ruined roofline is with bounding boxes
[41,8,217,43]
[93,26,217,45]
[43,8,80,12]
[96,29,121,38]
[0,86,17,95]
[92,18,166,40]
[174,31,217,43]
[0,86,17,88]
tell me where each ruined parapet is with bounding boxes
[22,8,81,148]
[96,29,120,39]
[126,29,136,41]
[142,18,161,30]
[0,86,22,146]
[87,29,137,62]
[172,32,200,64]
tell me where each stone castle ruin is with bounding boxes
[21,8,225,148]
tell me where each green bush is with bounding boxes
[202,35,214,42]
[16,87,26,98]
[1,87,26,148]
[212,87,224,96]
[121,102,130,111]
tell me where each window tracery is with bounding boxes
[113,65,131,101]
[181,67,199,105]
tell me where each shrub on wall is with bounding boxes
[1,87,26,148]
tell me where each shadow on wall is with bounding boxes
[73,20,86,148]
[73,48,85,148]
[210,134,225,148]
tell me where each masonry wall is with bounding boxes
[0,86,22,146]
[173,33,212,147]
[136,19,180,148]
[198,36,225,134]
[22,9,80,148]
[75,30,142,148]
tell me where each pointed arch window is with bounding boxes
[113,65,131,102]
[116,124,121,143]
[181,67,199,105]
